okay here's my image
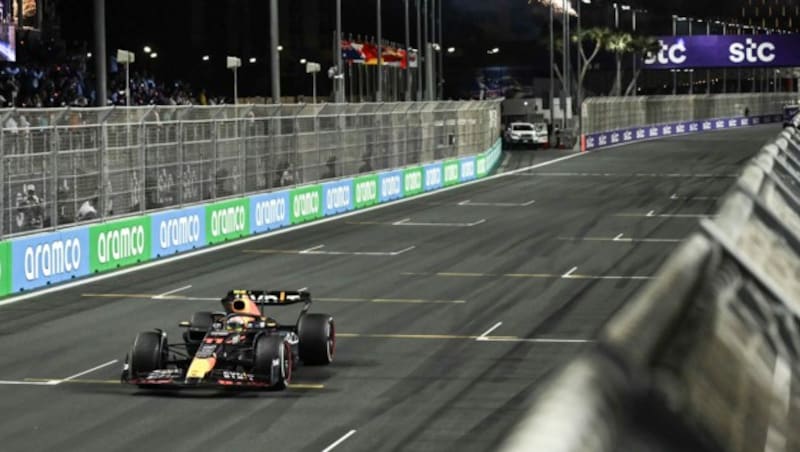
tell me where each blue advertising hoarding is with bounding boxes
[423,163,443,192]
[322,179,354,216]
[151,206,206,257]
[643,35,800,69]
[250,190,291,233]
[378,171,403,203]
[11,226,90,291]
[459,157,477,182]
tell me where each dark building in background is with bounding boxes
[739,0,799,31]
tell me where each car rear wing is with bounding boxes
[226,289,311,308]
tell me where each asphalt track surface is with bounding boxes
[0,125,777,452]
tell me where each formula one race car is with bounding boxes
[121,290,335,390]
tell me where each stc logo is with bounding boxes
[645,40,687,65]
[729,38,775,63]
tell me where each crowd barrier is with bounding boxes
[500,120,800,451]
[582,93,796,135]
[0,138,503,296]
[0,101,501,240]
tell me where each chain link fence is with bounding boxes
[582,93,798,134]
[0,100,501,239]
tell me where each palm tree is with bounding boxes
[606,32,633,96]
[623,36,660,96]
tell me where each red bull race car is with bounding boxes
[121,289,335,390]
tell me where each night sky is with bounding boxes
[50,0,742,98]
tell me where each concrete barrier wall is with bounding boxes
[500,120,800,452]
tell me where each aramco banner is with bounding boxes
[642,35,800,69]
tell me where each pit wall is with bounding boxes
[581,113,784,152]
[0,139,503,297]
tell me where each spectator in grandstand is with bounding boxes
[76,197,98,221]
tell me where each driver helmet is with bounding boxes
[226,316,250,333]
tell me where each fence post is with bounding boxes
[98,108,113,221]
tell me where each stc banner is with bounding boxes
[151,206,206,257]
[643,35,800,69]
[11,227,90,291]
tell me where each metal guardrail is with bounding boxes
[0,101,502,240]
[501,118,800,452]
[583,93,797,135]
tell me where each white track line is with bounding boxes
[479,337,592,344]
[152,285,192,300]
[58,360,119,384]
[393,218,486,227]
[476,322,503,341]
[322,430,357,452]
[0,151,587,307]
[300,244,326,254]
[0,380,58,386]
[562,266,578,279]
[613,233,624,241]
[458,200,535,207]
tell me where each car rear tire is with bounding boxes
[253,335,291,390]
[298,314,335,365]
[130,331,167,386]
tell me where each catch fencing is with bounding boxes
[0,101,501,239]
[500,120,800,451]
[582,93,797,135]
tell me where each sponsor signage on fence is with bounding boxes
[151,206,206,257]
[0,241,9,296]
[403,167,424,197]
[583,115,781,151]
[642,35,800,69]
[443,160,460,187]
[459,157,477,182]
[90,217,151,273]
[353,174,379,209]
[206,198,250,245]
[423,163,443,192]
[322,179,353,217]
[10,227,89,291]
[290,185,323,224]
[476,155,488,178]
[250,190,291,233]
[378,171,403,203]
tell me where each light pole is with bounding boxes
[335,0,345,102]
[116,49,134,107]
[437,0,443,99]
[377,0,383,102]
[416,0,423,101]
[404,0,412,101]
[577,0,590,138]
[227,56,242,105]
[270,0,280,103]
[305,61,321,104]
[93,0,107,106]
[549,2,554,135]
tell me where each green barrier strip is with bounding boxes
[0,139,504,297]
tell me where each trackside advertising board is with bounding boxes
[322,179,353,217]
[423,163,443,192]
[1,139,504,296]
[354,174,379,209]
[250,190,291,233]
[378,171,403,203]
[443,160,460,186]
[0,241,9,296]
[403,167,424,197]
[206,198,250,245]
[12,227,90,291]
[583,114,782,152]
[151,206,206,257]
[290,185,323,224]
[459,157,477,182]
[90,217,152,273]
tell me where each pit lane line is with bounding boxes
[0,152,585,308]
